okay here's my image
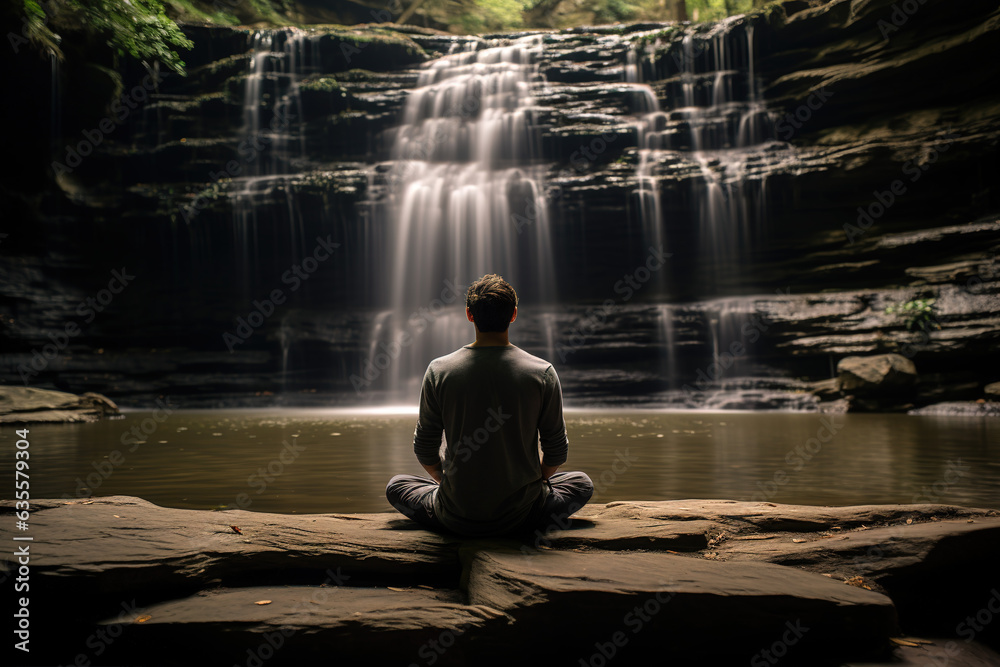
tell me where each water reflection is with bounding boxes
[3,410,997,513]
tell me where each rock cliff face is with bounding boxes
[0,0,997,408]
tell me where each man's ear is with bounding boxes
[466,307,474,323]
[510,306,517,324]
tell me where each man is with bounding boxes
[386,274,594,537]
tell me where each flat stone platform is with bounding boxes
[2,497,998,666]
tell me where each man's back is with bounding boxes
[386,273,591,538]
[413,344,568,536]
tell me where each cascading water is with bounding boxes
[625,19,775,392]
[657,304,679,389]
[631,88,668,258]
[629,19,772,283]
[626,42,667,253]
[705,297,759,379]
[365,36,555,399]
[242,30,313,177]
[233,29,316,284]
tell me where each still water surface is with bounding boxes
[4,409,998,513]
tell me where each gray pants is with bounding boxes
[385,471,594,536]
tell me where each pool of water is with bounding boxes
[3,409,998,513]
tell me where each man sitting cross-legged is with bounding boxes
[386,273,594,537]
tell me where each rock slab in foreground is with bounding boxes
[99,586,509,666]
[466,548,896,663]
[2,496,999,666]
[11,496,463,596]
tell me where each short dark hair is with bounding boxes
[466,274,518,333]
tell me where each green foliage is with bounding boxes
[455,0,528,33]
[885,298,941,332]
[247,0,294,25]
[163,0,296,25]
[683,0,756,22]
[16,1,62,54]
[15,0,192,74]
[448,0,784,33]
[162,0,241,26]
[67,0,194,73]
[632,25,679,46]
[594,0,638,23]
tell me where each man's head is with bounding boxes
[466,274,518,332]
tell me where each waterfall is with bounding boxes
[233,29,316,287]
[682,22,771,277]
[631,82,667,257]
[657,304,679,389]
[241,29,312,177]
[630,19,772,285]
[365,36,555,399]
[705,297,757,380]
[626,18,775,391]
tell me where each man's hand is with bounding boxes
[541,463,559,480]
[421,461,443,484]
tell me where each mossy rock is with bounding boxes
[181,53,252,92]
[305,25,429,73]
[338,68,394,82]
[300,77,353,119]
[300,76,345,94]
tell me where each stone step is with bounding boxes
[95,585,508,666]
[464,548,897,664]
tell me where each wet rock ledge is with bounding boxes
[2,497,999,666]
[0,386,119,423]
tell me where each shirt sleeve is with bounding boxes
[538,365,569,467]
[413,363,445,465]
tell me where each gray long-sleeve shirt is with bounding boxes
[413,344,569,536]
